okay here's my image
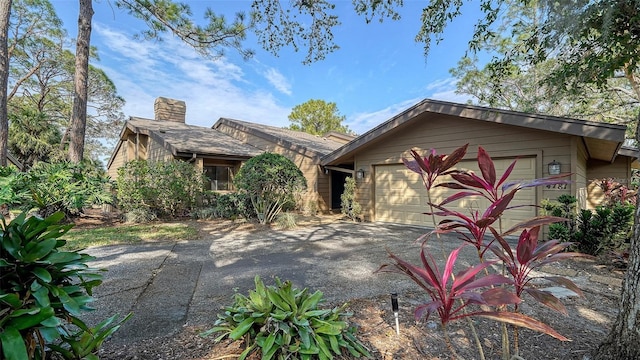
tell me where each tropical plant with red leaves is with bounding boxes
[429,190,516,258]
[596,178,637,206]
[438,147,570,205]
[383,145,585,360]
[403,144,469,191]
[425,146,568,259]
[489,225,592,354]
[378,244,569,357]
[404,144,468,247]
[491,226,586,307]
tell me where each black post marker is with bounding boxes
[391,292,399,335]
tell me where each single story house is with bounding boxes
[107,97,349,210]
[320,99,637,230]
[107,97,637,229]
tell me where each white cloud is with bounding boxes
[93,23,291,129]
[425,77,474,104]
[263,68,292,95]
[425,77,457,91]
[345,77,474,135]
[347,98,422,135]
[430,89,474,104]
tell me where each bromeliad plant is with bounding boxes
[380,144,586,360]
[0,212,129,360]
[201,276,370,360]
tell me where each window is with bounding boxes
[204,166,233,191]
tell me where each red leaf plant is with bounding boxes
[490,226,591,314]
[428,189,517,258]
[437,146,571,205]
[424,146,570,259]
[403,144,469,248]
[377,245,569,357]
[389,146,579,359]
[403,144,469,191]
[488,225,592,354]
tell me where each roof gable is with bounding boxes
[107,117,263,168]
[322,99,628,165]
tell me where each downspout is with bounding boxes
[187,153,197,163]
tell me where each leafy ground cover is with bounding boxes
[82,215,624,360]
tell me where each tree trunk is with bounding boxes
[593,112,640,359]
[0,0,12,167]
[68,0,93,163]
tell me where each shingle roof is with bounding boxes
[214,118,346,158]
[127,117,262,158]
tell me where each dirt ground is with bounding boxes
[75,212,625,360]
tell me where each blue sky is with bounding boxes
[52,1,482,135]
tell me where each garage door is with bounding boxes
[374,158,537,231]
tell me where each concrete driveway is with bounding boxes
[84,221,479,347]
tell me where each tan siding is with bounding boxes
[147,138,171,162]
[107,141,127,179]
[586,157,632,209]
[353,116,575,223]
[373,158,536,230]
[575,139,588,209]
[217,124,331,211]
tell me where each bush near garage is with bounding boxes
[194,191,255,220]
[234,153,307,224]
[542,189,634,255]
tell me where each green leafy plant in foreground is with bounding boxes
[201,276,371,360]
[0,212,129,359]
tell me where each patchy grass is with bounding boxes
[63,222,199,250]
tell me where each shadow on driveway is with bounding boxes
[85,221,476,346]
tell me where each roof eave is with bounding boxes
[322,99,628,165]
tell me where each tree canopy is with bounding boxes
[287,99,350,136]
[449,0,638,136]
[4,0,125,164]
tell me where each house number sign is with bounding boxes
[545,183,569,190]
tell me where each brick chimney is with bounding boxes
[154,97,186,123]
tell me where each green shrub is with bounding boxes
[341,176,361,221]
[116,160,206,219]
[0,212,129,359]
[124,208,158,224]
[0,166,29,212]
[11,161,113,219]
[201,276,370,360]
[115,160,151,214]
[150,161,205,217]
[234,153,307,224]
[543,194,634,255]
[193,192,254,220]
[275,212,297,230]
[572,204,634,254]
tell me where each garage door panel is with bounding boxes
[374,158,537,230]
